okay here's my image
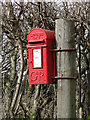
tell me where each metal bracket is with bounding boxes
[52,76,76,79]
[51,48,76,52]
[52,48,76,80]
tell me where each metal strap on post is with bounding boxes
[51,48,76,79]
[51,48,76,52]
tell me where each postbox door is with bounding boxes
[28,46,48,84]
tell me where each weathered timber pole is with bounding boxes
[88,51,90,115]
[0,2,3,119]
[55,19,76,118]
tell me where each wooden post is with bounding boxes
[0,2,3,119]
[55,19,76,118]
[0,61,3,119]
[88,51,90,115]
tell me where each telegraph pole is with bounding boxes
[88,51,90,115]
[0,1,3,119]
[55,19,76,118]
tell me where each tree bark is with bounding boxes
[7,41,16,113]
[10,40,24,117]
[55,19,76,118]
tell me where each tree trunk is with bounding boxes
[10,40,24,117]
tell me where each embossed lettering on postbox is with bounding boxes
[31,71,44,82]
[30,32,44,40]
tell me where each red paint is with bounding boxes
[27,28,55,84]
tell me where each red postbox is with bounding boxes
[27,28,55,84]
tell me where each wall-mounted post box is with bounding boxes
[27,28,55,84]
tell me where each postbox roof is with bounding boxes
[27,28,55,42]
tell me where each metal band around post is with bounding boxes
[52,48,76,80]
[51,48,76,52]
[52,76,76,79]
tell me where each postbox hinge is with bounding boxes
[52,76,76,79]
[51,48,76,52]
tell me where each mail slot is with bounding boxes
[27,28,55,84]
